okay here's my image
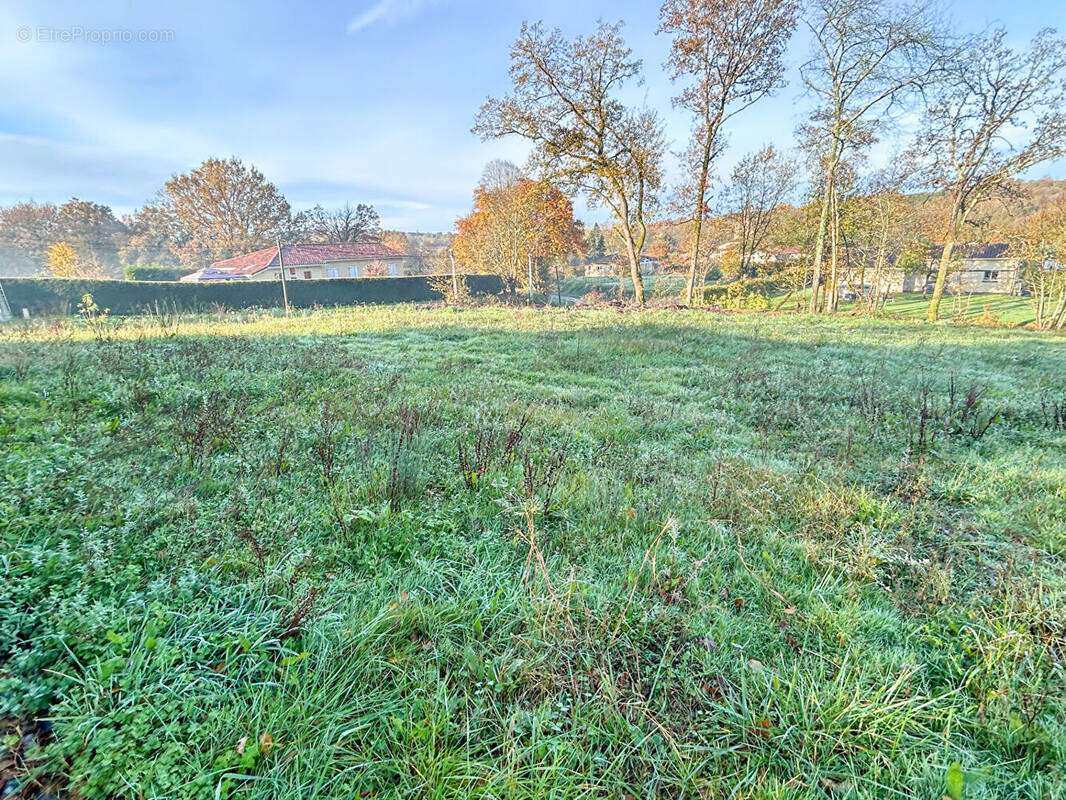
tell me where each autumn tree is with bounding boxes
[474,21,663,306]
[55,199,126,275]
[0,199,125,275]
[302,203,381,243]
[0,201,59,274]
[46,241,90,278]
[454,175,583,293]
[801,0,940,313]
[659,0,798,306]
[917,28,1066,321]
[718,145,796,277]
[120,200,186,266]
[154,157,295,265]
[1016,198,1066,329]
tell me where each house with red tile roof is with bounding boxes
[180,242,413,282]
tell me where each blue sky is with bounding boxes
[1,0,1064,231]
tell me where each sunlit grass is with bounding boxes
[0,305,1063,799]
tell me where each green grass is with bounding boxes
[1,304,1064,799]
[564,277,1042,328]
[560,273,689,299]
[841,293,1039,326]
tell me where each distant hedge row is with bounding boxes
[2,275,504,317]
[123,265,187,282]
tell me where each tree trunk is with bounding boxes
[623,236,645,307]
[927,205,962,322]
[808,156,837,313]
[827,187,840,313]
[685,135,714,307]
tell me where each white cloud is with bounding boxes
[347,0,441,33]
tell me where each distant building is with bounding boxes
[584,254,659,278]
[925,243,1023,295]
[838,243,1025,299]
[180,242,413,282]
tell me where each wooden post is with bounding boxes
[448,249,459,302]
[276,239,290,317]
[528,253,534,304]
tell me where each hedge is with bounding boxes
[1,275,504,317]
[123,265,187,282]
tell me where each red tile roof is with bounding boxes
[210,242,407,275]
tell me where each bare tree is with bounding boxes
[801,0,940,313]
[917,28,1066,321]
[302,202,382,243]
[719,145,796,276]
[845,166,923,310]
[480,160,525,192]
[659,0,798,306]
[474,21,664,306]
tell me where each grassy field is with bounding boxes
[1,305,1064,799]
[561,276,1042,327]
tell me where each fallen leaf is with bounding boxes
[258,732,274,756]
[236,735,248,756]
[819,776,852,794]
[783,606,797,615]
[748,659,763,673]
[697,636,718,651]
[733,597,745,612]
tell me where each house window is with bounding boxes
[348,266,358,278]
[387,262,398,276]
[327,267,339,278]
[303,270,312,280]
[983,270,999,282]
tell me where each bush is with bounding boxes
[124,265,187,282]
[698,278,777,310]
[2,275,504,316]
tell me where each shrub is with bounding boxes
[698,278,777,310]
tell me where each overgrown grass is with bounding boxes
[1,305,1064,799]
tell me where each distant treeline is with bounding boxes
[3,275,504,317]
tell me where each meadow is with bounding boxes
[0,303,1064,799]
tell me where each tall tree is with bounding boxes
[588,224,607,259]
[158,157,295,265]
[917,28,1066,321]
[0,201,59,273]
[302,203,382,243]
[801,0,939,312]
[120,199,185,267]
[474,21,663,306]
[659,0,798,306]
[55,198,126,275]
[719,145,796,276]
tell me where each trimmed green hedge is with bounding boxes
[2,275,504,316]
[123,265,187,282]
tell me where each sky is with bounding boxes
[1,0,1065,232]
